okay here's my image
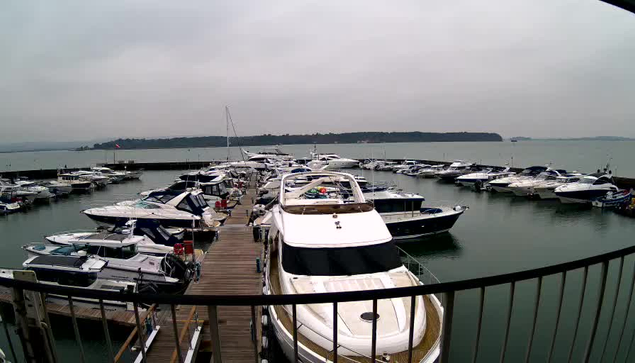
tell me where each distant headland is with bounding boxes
[90,132,503,150]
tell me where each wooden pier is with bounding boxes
[144,186,263,362]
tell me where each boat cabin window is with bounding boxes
[593,178,612,185]
[29,268,97,287]
[373,199,423,213]
[281,241,402,276]
[86,245,137,259]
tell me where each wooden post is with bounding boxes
[12,288,37,363]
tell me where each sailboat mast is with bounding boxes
[226,106,230,161]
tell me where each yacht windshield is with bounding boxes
[281,241,402,276]
[580,178,596,184]
[134,201,162,209]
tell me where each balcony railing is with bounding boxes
[0,243,634,362]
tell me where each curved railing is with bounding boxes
[1,243,635,362]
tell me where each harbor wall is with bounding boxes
[2,159,635,189]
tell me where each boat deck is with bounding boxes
[268,250,441,362]
[144,186,263,362]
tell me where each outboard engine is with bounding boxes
[161,254,191,282]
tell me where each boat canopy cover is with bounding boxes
[28,255,88,269]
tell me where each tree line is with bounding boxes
[92,131,503,150]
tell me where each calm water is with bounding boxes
[0,167,634,360]
[3,140,635,177]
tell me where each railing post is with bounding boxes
[472,287,485,363]
[500,281,516,363]
[524,277,543,363]
[291,304,299,362]
[68,296,86,363]
[582,261,609,362]
[547,271,567,363]
[99,300,115,363]
[439,291,455,363]
[208,305,223,363]
[612,262,635,363]
[371,299,378,361]
[171,304,184,363]
[333,302,338,363]
[132,302,147,363]
[599,257,624,359]
[567,266,589,363]
[12,287,37,363]
[408,295,417,363]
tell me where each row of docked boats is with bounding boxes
[0,166,143,215]
[366,159,630,206]
[1,165,254,312]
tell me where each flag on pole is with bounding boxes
[115,144,121,149]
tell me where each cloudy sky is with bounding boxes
[1,0,634,144]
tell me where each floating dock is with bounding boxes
[144,184,263,362]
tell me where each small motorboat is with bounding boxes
[0,201,21,215]
[58,173,94,192]
[0,255,138,310]
[455,167,515,187]
[487,166,548,193]
[23,240,192,293]
[591,190,633,208]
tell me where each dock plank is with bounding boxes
[145,185,263,362]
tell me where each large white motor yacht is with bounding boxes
[531,173,583,199]
[264,171,443,362]
[554,173,619,204]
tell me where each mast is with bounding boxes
[226,106,230,161]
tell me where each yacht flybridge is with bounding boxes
[264,171,442,362]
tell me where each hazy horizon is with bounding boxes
[2,1,635,143]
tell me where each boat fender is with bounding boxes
[262,336,268,349]
[256,257,262,273]
[262,315,268,327]
[261,360,269,363]
[195,262,202,281]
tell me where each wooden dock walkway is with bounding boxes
[145,186,263,362]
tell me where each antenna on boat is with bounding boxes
[225,106,245,163]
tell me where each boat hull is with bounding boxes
[382,208,465,241]
[555,190,611,204]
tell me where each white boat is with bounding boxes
[123,169,144,180]
[487,166,548,193]
[529,173,583,199]
[264,171,443,362]
[75,170,111,188]
[307,153,359,170]
[0,255,138,310]
[0,201,21,214]
[393,160,419,174]
[555,173,619,204]
[44,221,178,256]
[41,180,73,197]
[13,180,54,202]
[141,176,237,208]
[455,167,515,187]
[82,190,224,229]
[507,169,567,197]
[366,189,466,240]
[434,161,475,181]
[0,179,38,204]
[92,167,127,183]
[415,165,445,178]
[23,240,189,293]
[57,173,94,192]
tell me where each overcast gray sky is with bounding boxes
[1,0,634,143]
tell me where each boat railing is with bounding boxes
[2,243,635,362]
[397,246,441,286]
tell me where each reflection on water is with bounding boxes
[399,233,462,259]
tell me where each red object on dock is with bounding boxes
[183,240,194,254]
[173,243,184,255]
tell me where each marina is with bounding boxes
[0,145,634,362]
